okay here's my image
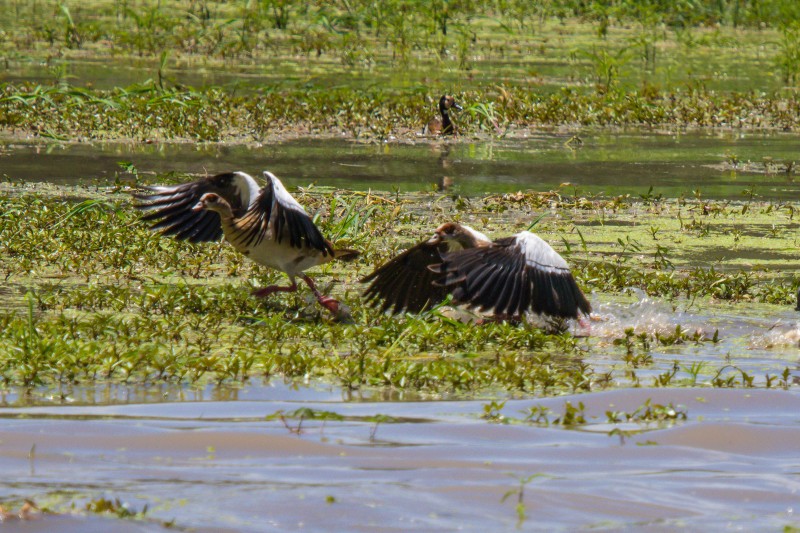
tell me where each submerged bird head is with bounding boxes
[192,193,233,217]
[428,222,490,250]
[439,95,463,113]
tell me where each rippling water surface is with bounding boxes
[1,385,799,531]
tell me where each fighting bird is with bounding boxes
[134,171,359,317]
[362,222,591,321]
[423,95,463,135]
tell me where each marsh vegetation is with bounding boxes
[3,1,800,142]
[1,175,797,396]
[2,1,800,529]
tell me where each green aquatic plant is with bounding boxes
[501,473,550,527]
[0,181,798,397]
[552,401,586,426]
[481,399,507,423]
[468,101,507,137]
[3,79,800,142]
[84,497,148,520]
[574,46,631,92]
[605,398,687,424]
[775,23,800,84]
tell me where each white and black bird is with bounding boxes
[362,222,591,320]
[134,171,359,317]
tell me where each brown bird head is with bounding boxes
[192,192,234,218]
[428,222,490,250]
[439,95,463,113]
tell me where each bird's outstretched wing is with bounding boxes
[433,232,591,318]
[230,171,332,255]
[134,171,259,243]
[361,240,449,314]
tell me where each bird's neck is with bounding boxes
[220,214,237,234]
[215,209,245,248]
[214,205,235,225]
[455,225,492,249]
[446,235,484,251]
[440,108,451,128]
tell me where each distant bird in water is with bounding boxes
[134,171,359,319]
[362,222,591,321]
[423,95,463,136]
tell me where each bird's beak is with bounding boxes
[452,102,463,111]
[191,200,205,212]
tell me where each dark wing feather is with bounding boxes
[436,234,591,319]
[513,232,591,317]
[134,171,257,243]
[361,241,449,314]
[529,266,591,318]
[230,172,333,256]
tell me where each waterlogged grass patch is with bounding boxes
[0,496,173,528]
[0,1,797,95]
[83,497,151,521]
[2,3,800,153]
[484,398,688,429]
[5,82,800,143]
[266,407,401,441]
[0,179,798,396]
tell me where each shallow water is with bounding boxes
[3,131,800,199]
[0,30,783,94]
[0,296,799,530]
[1,386,799,531]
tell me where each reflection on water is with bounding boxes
[3,132,800,199]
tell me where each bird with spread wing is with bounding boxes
[362,222,590,321]
[134,171,358,318]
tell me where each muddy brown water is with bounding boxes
[2,135,800,529]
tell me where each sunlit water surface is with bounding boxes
[3,131,800,199]
[1,384,799,531]
[2,134,800,530]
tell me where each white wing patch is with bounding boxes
[232,171,262,209]
[146,185,178,193]
[262,171,308,214]
[515,231,570,272]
